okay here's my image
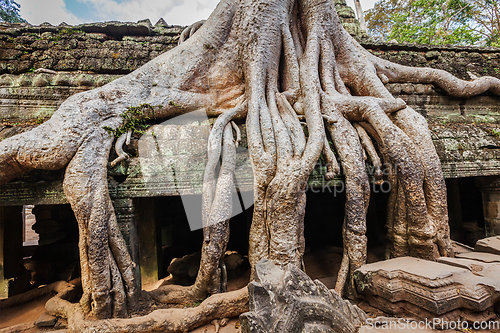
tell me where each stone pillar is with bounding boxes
[113,198,141,291]
[0,205,30,298]
[135,198,160,286]
[475,176,500,236]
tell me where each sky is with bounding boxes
[17,0,378,27]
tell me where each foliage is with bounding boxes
[0,0,26,23]
[103,104,162,137]
[470,0,500,47]
[365,0,409,42]
[489,128,500,137]
[365,0,488,46]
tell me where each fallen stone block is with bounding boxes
[35,312,58,327]
[240,259,367,333]
[475,236,500,255]
[354,256,500,324]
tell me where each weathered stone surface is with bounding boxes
[475,236,500,255]
[0,21,498,206]
[355,255,500,323]
[0,24,180,75]
[35,312,58,327]
[364,43,500,81]
[0,206,31,298]
[437,256,500,283]
[457,251,500,263]
[240,259,367,333]
[334,0,369,41]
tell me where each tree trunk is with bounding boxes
[354,0,367,31]
[1,0,499,327]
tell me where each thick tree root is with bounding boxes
[46,284,248,333]
[151,109,241,305]
[0,280,79,310]
[2,0,497,319]
[63,128,139,318]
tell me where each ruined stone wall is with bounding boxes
[1,12,500,204]
[1,20,497,77]
[0,21,498,125]
[0,20,181,74]
[366,42,500,81]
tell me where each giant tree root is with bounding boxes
[45,285,248,333]
[2,0,500,320]
[0,280,79,310]
[149,107,242,306]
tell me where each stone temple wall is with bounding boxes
[0,20,181,75]
[0,4,500,203]
[1,1,500,298]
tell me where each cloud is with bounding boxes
[15,0,376,28]
[77,0,220,26]
[17,0,80,25]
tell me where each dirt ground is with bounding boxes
[0,294,54,332]
[1,247,498,333]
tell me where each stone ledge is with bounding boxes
[355,254,500,324]
[361,41,500,54]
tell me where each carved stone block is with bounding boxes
[355,255,500,323]
[241,259,367,333]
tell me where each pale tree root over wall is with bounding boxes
[0,0,500,329]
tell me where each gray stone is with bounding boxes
[167,252,201,286]
[475,236,500,255]
[457,251,500,263]
[240,259,367,333]
[35,312,58,327]
[155,18,168,27]
[355,256,500,323]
